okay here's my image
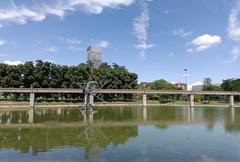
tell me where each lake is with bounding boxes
[0,106,239,162]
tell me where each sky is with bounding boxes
[0,0,240,85]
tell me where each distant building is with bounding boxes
[87,46,102,68]
[173,83,187,91]
[192,85,203,91]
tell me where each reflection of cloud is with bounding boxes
[0,0,135,26]
[199,155,217,162]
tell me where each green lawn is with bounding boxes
[0,100,239,107]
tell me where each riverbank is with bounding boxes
[0,100,239,109]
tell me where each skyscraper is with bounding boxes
[87,46,102,68]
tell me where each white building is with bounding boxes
[188,81,203,91]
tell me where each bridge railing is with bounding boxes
[0,88,238,108]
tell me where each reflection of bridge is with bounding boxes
[0,88,239,107]
[0,107,236,128]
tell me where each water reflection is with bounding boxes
[0,107,239,130]
[230,108,235,123]
[80,109,97,124]
[28,109,34,124]
[143,106,147,122]
[0,107,239,159]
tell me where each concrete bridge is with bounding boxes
[0,88,239,108]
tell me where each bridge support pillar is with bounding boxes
[30,93,35,108]
[143,94,147,107]
[90,95,94,106]
[190,94,194,107]
[230,95,234,108]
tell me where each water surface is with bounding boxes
[0,107,239,162]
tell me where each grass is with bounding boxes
[0,100,239,107]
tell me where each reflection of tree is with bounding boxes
[202,108,218,131]
[224,108,240,133]
[0,111,29,124]
[0,126,138,153]
[150,107,185,129]
[95,108,139,121]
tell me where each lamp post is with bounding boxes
[184,68,188,85]
[183,68,189,102]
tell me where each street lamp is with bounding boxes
[184,68,188,84]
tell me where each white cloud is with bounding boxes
[47,46,58,52]
[229,46,240,62]
[168,53,175,57]
[67,46,84,51]
[228,1,240,40]
[186,48,193,53]
[164,10,170,14]
[0,0,135,26]
[0,39,6,46]
[0,52,7,57]
[227,2,240,62]
[133,0,155,60]
[97,40,109,49]
[4,60,23,65]
[56,36,82,45]
[190,34,221,52]
[65,38,81,45]
[173,28,192,38]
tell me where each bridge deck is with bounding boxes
[0,88,240,95]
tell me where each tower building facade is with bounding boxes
[87,46,102,68]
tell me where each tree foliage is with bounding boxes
[221,79,240,101]
[0,60,138,101]
[202,77,222,101]
[140,79,177,103]
[221,79,240,91]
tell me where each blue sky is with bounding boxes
[0,0,240,85]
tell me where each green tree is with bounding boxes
[146,79,177,103]
[0,60,138,102]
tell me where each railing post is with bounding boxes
[30,92,35,108]
[230,95,234,108]
[143,93,147,106]
[190,94,194,107]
